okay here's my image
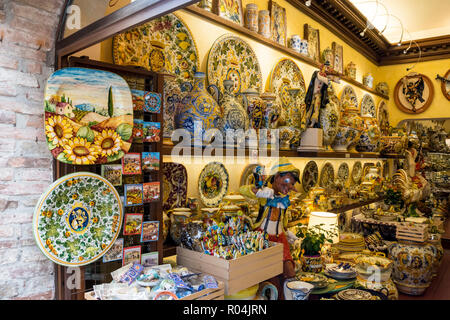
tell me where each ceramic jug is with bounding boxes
[356,117,381,153]
[239,88,265,134]
[260,92,280,129]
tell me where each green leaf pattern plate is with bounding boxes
[198,162,229,207]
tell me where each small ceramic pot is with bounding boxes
[240,88,265,133]
[299,40,308,55]
[245,3,258,32]
[331,125,358,152]
[258,10,271,38]
[289,35,302,53]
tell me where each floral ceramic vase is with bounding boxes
[175,72,223,140]
[287,88,307,135]
[340,106,364,152]
[428,235,444,278]
[278,126,297,150]
[388,240,436,295]
[319,85,340,151]
[258,10,271,38]
[245,3,258,32]
[331,126,358,152]
[356,117,381,153]
[363,73,374,88]
[299,40,308,55]
[240,88,265,133]
[301,254,324,273]
[261,92,280,129]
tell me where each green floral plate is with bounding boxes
[33,172,123,266]
[198,162,229,207]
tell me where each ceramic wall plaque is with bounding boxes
[393,73,434,114]
[33,172,123,266]
[215,0,244,26]
[198,162,229,207]
[319,162,335,188]
[207,34,262,94]
[337,162,349,185]
[162,162,187,211]
[113,13,199,84]
[269,1,287,47]
[361,94,376,118]
[302,161,319,193]
[340,85,359,110]
[352,161,363,184]
[304,24,320,62]
[332,42,343,74]
[44,67,133,165]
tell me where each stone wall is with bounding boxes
[0,0,65,299]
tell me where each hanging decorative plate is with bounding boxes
[351,161,362,184]
[239,163,263,206]
[44,67,133,165]
[113,13,200,84]
[360,94,376,118]
[207,34,263,95]
[337,162,349,185]
[268,58,306,126]
[319,162,335,188]
[302,161,319,193]
[198,162,229,207]
[340,85,358,110]
[439,69,450,100]
[377,100,389,136]
[393,73,434,114]
[162,162,188,211]
[33,172,123,266]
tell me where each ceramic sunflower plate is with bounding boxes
[44,67,133,165]
[207,34,263,95]
[198,162,229,207]
[33,172,123,266]
[162,162,188,211]
[361,94,376,118]
[113,13,199,84]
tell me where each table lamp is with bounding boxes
[307,211,339,243]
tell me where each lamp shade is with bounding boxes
[307,211,339,243]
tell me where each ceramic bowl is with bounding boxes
[355,254,393,282]
[296,272,328,289]
[332,126,358,152]
[284,280,314,300]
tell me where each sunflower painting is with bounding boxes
[44,67,134,165]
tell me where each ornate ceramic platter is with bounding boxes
[269,58,306,126]
[198,162,229,207]
[113,13,199,84]
[351,161,363,184]
[319,162,335,188]
[337,162,349,185]
[377,100,389,135]
[44,67,133,165]
[302,161,319,193]
[207,34,263,94]
[360,94,376,117]
[33,172,123,266]
[340,85,358,110]
[162,162,188,211]
[337,288,374,300]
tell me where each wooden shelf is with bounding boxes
[184,5,389,101]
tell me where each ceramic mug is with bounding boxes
[245,3,258,32]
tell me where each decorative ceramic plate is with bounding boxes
[340,85,358,110]
[207,34,263,94]
[33,172,123,266]
[302,161,319,193]
[239,163,263,206]
[360,94,376,117]
[44,67,133,164]
[113,13,199,84]
[296,272,329,289]
[351,161,363,184]
[268,58,306,127]
[337,288,375,300]
[198,162,229,207]
[319,162,335,188]
[336,162,349,185]
[162,162,188,211]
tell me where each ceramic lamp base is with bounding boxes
[297,128,325,152]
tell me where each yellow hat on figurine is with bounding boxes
[268,157,300,181]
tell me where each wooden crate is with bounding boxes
[396,222,428,242]
[176,242,283,295]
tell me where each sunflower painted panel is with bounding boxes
[33,172,123,267]
[198,162,229,207]
[207,34,263,94]
[44,67,133,165]
[113,13,199,84]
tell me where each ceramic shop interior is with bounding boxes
[40,0,450,300]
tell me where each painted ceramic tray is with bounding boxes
[198,162,229,207]
[162,162,188,211]
[319,162,335,188]
[113,13,199,84]
[268,58,306,126]
[336,162,349,185]
[302,161,319,193]
[33,172,123,266]
[351,161,363,184]
[207,34,263,94]
[44,67,133,164]
[340,85,358,110]
[360,94,376,117]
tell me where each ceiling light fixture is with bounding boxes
[305,0,312,6]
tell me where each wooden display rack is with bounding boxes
[396,223,429,243]
[176,243,283,296]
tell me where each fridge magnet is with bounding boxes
[141,221,160,242]
[122,246,141,266]
[143,122,161,143]
[122,153,142,175]
[123,213,144,235]
[143,181,160,203]
[131,89,144,112]
[102,238,124,263]
[142,152,160,172]
[101,164,123,186]
[141,251,159,267]
[133,119,144,143]
[124,184,144,207]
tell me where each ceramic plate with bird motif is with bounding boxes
[198,162,229,207]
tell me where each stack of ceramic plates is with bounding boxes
[324,261,357,280]
[296,272,329,289]
[333,233,366,252]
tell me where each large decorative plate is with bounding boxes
[440,69,450,100]
[44,67,133,164]
[302,161,319,193]
[162,162,187,211]
[336,288,376,300]
[207,34,263,94]
[319,162,335,188]
[198,162,229,207]
[268,58,306,127]
[351,161,363,184]
[360,94,376,117]
[377,100,389,135]
[336,162,349,185]
[393,73,434,114]
[113,13,199,84]
[340,85,358,110]
[33,172,123,266]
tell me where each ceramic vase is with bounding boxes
[162,72,187,144]
[388,240,436,296]
[356,117,381,153]
[286,88,306,135]
[299,40,308,55]
[240,88,265,134]
[278,126,296,150]
[175,72,223,141]
[245,3,258,32]
[319,87,340,151]
[289,35,302,53]
[261,92,280,129]
[345,61,356,80]
[301,254,324,273]
[258,10,271,38]
[363,74,374,88]
[331,126,358,152]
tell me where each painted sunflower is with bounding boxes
[94,129,122,158]
[45,115,73,147]
[63,137,99,165]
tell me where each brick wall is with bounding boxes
[0,0,65,299]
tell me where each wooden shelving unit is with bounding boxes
[184,5,389,101]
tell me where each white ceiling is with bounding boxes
[349,0,450,43]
